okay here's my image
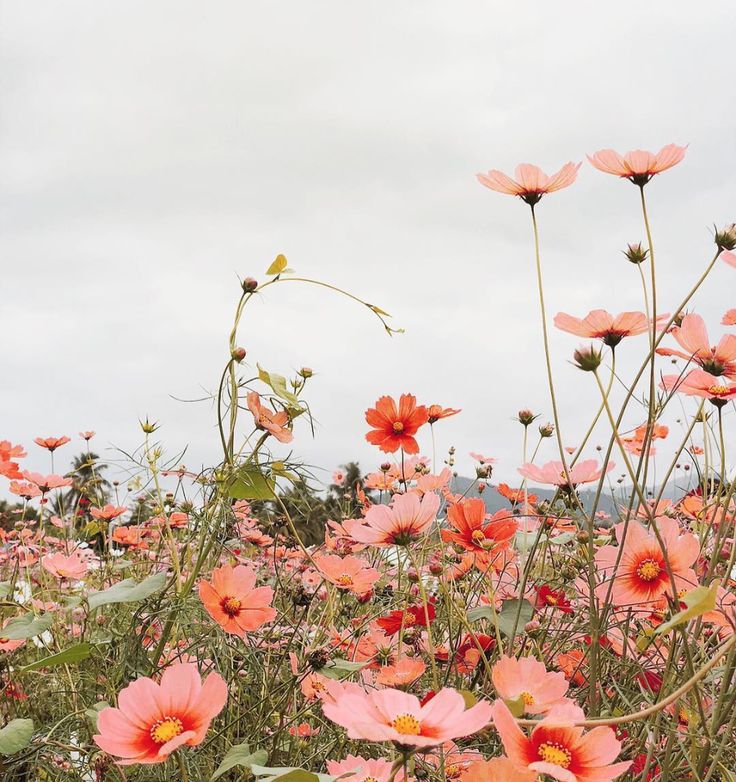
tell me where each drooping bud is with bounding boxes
[623,242,649,264]
[231,346,247,362]
[573,345,603,372]
[714,223,736,251]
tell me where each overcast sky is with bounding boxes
[2,1,735,491]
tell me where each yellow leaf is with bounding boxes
[655,584,718,635]
[266,254,288,275]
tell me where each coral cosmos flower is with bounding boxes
[441,499,518,556]
[554,310,669,348]
[198,564,276,635]
[20,472,73,492]
[79,430,96,440]
[377,602,436,636]
[326,755,394,782]
[595,518,698,607]
[656,313,736,378]
[491,655,570,715]
[42,552,88,580]
[723,309,736,326]
[492,700,631,782]
[518,460,614,490]
[90,504,128,522]
[322,686,491,748]
[315,554,380,595]
[93,663,227,765]
[345,491,439,547]
[34,436,71,451]
[477,162,581,205]
[588,144,686,186]
[246,391,293,443]
[365,394,429,454]
[427,405,461,423]
[462,758,536,782]
[662,369,736,407]
[375,658,426,686]
[497,483,538,506]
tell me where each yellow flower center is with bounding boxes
[520,691,535,706]
[392,713,421,735]
[392,421,405,433]
[636,558,661,582]
[444,765,460,779]
[363,777,379,782]
[709,384,729,395]
[336,574,354,587]
[538,741,572,768]
[471,529,486,542]
[221,596,242,617]
[150,717,184,744]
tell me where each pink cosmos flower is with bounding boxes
[327,755,394,782]
[491,655,570,715]
[554,310,669,348]
[42,552,89,580]
[90,504,128,522]
[588,144,686,185]
[662,369,736,407]
[315,554,380,595]
[594,518,698,607]
[517,460,614,489]
[345,491,440,547]
[21,472,73,493]
[322,686,491,748]
[94,663,227,765]
[375,658,426,687]
[723,250,736,269]
[477,162,581,205]
[34,436,71,452]
[656,313,736,378]
[0,620,27,653]
[492,700,631,782]
[246,391,293,443]
[8,481,42,500]
[198,565,277,635]
[722,308,736,326]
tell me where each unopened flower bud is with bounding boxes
[715,223,736,251]
[573,345,603,372]
[231,346,247,362]
[539,422,555,438]
[298,367,313,379]
[407,567,420,582]
[242,277,258,292]
[380,462,391,473]
[624,242,649,264]
[518,408,537,426]
[139,417,159,434]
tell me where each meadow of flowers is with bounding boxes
[2,145,736,781]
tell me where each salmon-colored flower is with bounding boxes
[326,755,394,782]
[518,460,614,489]
[462,758,536,782]
[427,405,461,423]
[588,144,686,185]
[90,504,128,522]
[79,430,96,440]
[375,657,426,686]
[492,700,631,781]
[21,472,73,492]
[723,250,736,269]
[477,162,581,205]
[34,436,71,451]
[723,308,736,326]
[491,655,570,715]
[441,499,518,556]
[93,663,227,765]
[497,483,537,506]
[323,686,491,747]
[198,564,276,635]
[42,552,88,580]
[595,518,698,607]
[315,554,380,595]
[0,620,27,653]
[365,394,428,454]
[656,313,736,378]
[247,391,293,443]
[662,369,736,407]
[345,491,439,547]
[554,310,668,348]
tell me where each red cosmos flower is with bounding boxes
[477,162,581,205]
[441,499,518,556]
[427,405,461,424]
[34,436,71,451]
[535,585,574,614]
[365,394,428,454]
[454,633,495,674]
[588,143,686,186]
[497,483,538,506]
[656,313,736,378]
[554,310,669,348]
[377,602,436,636]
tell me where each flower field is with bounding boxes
[2,146,736,781]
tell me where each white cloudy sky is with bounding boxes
[2,1,735,489]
